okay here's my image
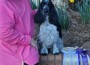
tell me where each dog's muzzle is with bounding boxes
[43,5,49,15]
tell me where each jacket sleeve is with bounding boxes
[0,3,31,45]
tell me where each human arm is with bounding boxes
[0,3,31,45]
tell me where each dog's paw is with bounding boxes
[52,47,60,55]
[41,48,48,55]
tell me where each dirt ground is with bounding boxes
[62,9,90,50]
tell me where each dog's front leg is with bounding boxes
[53,43,60,55]
[41,43,48,55]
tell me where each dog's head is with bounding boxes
[34,0,59,25]
[41,0,52,15]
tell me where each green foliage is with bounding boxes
[56,7,69,30]
[31,0,40,10]
[76,0,90,24]
[32,2,38,10]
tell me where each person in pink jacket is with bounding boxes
[0,0,39,65]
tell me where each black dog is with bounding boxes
[34,0,63,55]
[34,0,62,38]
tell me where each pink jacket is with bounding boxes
[0,0,39,65]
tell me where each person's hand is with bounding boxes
[30,38,38,49]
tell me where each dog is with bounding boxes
[34,0,63,55]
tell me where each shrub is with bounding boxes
[56,6,69,30]
[76,0,90,24]
[31,0,40,10]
